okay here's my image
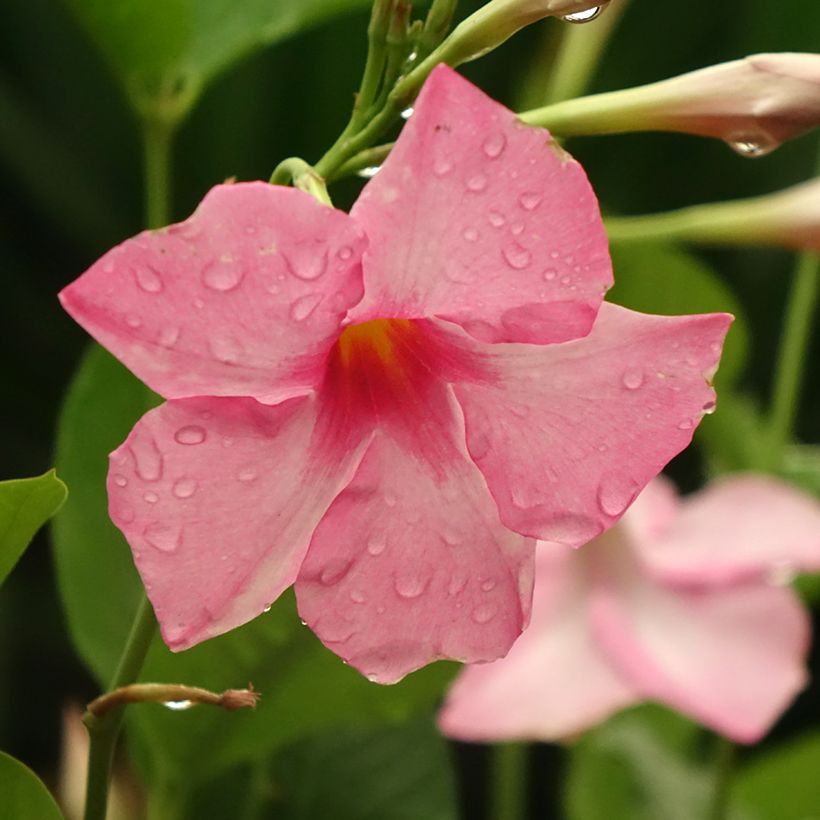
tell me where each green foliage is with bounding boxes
[0,752,63,820]
[0,470,67,588]
[733,732,820,819]
[54,344,454,795]
[63,0,374,120]
[607,241,749,391]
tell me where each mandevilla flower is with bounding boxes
[60,66,730,683]
[522,53,820,156]
[439,475,820,743]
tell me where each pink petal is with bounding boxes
[452,303,732,546]
[295,430,534,684]
[620,474,681,546]
[592,555,810,743]
[438,541,638,742]
[61,183,366,403]
[349,65,611,344]
[107,395,368,650]
[635,474,820,586]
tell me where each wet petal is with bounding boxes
[452,303,732,546]
[108,395,368,650]
[295,427,534,684]
[635,474,820,586]
[61,183,366,403]
[592,555,810,743]
[350,65,611,344]
[438,541,638,742]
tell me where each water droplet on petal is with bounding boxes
[394,572,430,599]
[321,621,356,643]
[384,492,397,507]
[143,490,159,504]
[563,4,606,24]
[471,603,497,624]
[174,425,206,445]
[518,192,542,211]
[158,326,180,348]
[237,468,257,483]
[358,166,381,178]
[539,513,603,546]
[129,435,164,481]
[596,474,640,517]
[481,578,497,592]
[466,173,488,192]
[488,210,506,228]
[289,293,323,321]
[702,400,717,415]
[350,589,367,604]
[543,268,557,281]
[725,130,779,158]
[367,534,387,556]
[134,265,164,293]
[482,132,507,159]
[443,531,462,547]
[320,558,352,586]
[337,245,353,261]
[433,158,453,177]
[462,226,479,242]
[172,478,198,499]
[202,254,245,291]
[285,249,329,281]
[163,700,194,711]
[144,523,182,553]
[125,314,142,328]
[677,418,694,430]
[621,368,644,390]
[503,243,532,270]
[113,474,128,488]
[448,575,469,596]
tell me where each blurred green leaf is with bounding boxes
[781,444,820,497]
[64,0,374,121]
[733,732,820,820]
[274,721,457,820]
[697,392,768,474]
[607,241,749,391]
[54,344,454,794]
[0,752,63,820]
[0,470,67,588]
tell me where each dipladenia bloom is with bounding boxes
[439,475,820,742]
[60,66,730,683]
[522,53,820,155]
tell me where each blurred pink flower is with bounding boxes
[439,475,820,743]
[60,66,729,683]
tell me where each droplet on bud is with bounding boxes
[562,4,607,24]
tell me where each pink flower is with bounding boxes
[438,475,820,743]
[59,66,730,683]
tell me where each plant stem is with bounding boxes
[706,735,736,820]
[83,595,157,820]
[763,250,819,469]
[490,743,528,820]
[142,117,175,229]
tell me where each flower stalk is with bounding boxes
[87,682,259,718]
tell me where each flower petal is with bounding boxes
[61,183,366,402]
[349,65,611,344]
[295,426,534,684]
[452,303,732,546]
[107,395,368,650]
[438,541,638,742]
[591,556,810,743]
[634,474,820,586]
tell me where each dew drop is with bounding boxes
[337,245,353,261]
[445,264,477,284]
[113,474,128,488]
[129,436,164,482]
[510,222,525,236]
[488,210,506,228]
[433,158,454,177]
[367,534,387,556]
[320,558,352,586]
[443,531,462,547]
[725,130,779,158]
[471,603,497,624]
[193,297,205,309]
[462,226,479,242]
[174,425,206,445]
[125,314,142,328]
[384,492,397,507]
[289,292,324,321]
[202,254,245,291]
[358,166,381,178]
[701,400,717,415]
[143,490,159,504]
[158,326,180,348]
[163,700,194,711]
[394,573,430,600]
[621,368,644,390]
[144,523,182,553]
[321,622,356,643]
[466,173,488,192]
[237,468,257,483]
[210,333,245,364]
[401,107,414,119]
[482,132,507,159]
[172,478,198,499]
[539,513,603,546]
[350,589,367,604]
[503,243,532,270]
[448,575,469,596]
[542,268,558,281]
[596,474,640,517]
[563,5,606,24]
[518,192,542,211]
[285,249,328,281]
[481,578,497,592]
[134,265,164,293]
[677,418,693,430]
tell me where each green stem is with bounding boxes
[142,117,175,229]
[763,250,820,469]
[83,595,157,820]
[707,735,736,820]
[490,743,528,820]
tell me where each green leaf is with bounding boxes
[733,732,820,820]
[54,344,454,793]
[64,0,374,121]
[607,241,749,391]
[0,470,67,588]
[0,752,63,820]
[696,392,768,474]
[274,721,458,820]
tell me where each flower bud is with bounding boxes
[522,53,820,155]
